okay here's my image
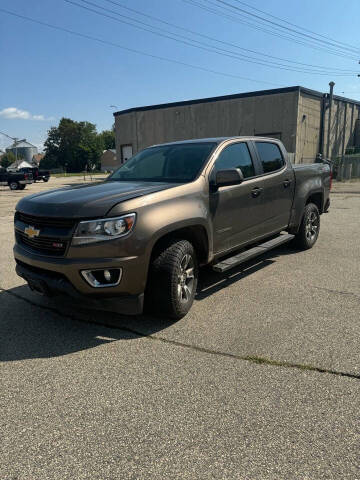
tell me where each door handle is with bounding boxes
[251,187,263,198]
[283,179,291,188]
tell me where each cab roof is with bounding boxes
[151,136,280,147]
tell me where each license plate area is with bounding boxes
[26,278,51,296]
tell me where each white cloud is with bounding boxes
[0,107,54,121]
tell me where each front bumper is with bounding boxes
[15,259,144,315]
[14,242,148,293]
[14,240,148,315]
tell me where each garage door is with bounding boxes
[121,145,133,163]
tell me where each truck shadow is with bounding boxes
[0,286,173,362]
[0,245,299,362]
[197,245,299,300]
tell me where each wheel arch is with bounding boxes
[289,189,324,234]
[305,191,323,213]
[149,224,210,267]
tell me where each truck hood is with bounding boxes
[16,180,178,218]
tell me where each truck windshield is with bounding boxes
[108,142,216,183]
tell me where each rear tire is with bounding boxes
[19,185,26,190]
[294,203,320,250]
[43,178,49,182]
[146,239,198,319]
[9,182,19,190]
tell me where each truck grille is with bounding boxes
[14,211,76,256]
[16,231,68,256]
[15,212,76,229]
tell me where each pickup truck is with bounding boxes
[13,137,331,319]
[18,167,50,182]
[0,167,33,190]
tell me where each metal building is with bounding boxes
[6,140,38,164]
[114,85,360,164]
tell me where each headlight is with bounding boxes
[72,213,136,245]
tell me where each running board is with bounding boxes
[212,234,295,273]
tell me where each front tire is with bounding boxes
[19,184,26,190]
[294,203,320,250]
[146,239,198,319]
[43,178,49,182]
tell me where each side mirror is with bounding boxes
[215,168,244,188]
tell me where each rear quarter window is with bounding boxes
[255,142,285,173]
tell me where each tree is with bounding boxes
[99,129,115,150]
[42,118,104,172]
[0,151,16,169]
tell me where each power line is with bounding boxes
[214,0,360,55]
[0,7,283,87]
[228,0,360,53]
[184,0,359,61]
[63,0,358,75]
[185,0,354,59]
[98,0,359,73]
[202,0,358,60]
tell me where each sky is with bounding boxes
[1,0,360,152]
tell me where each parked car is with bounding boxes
[0,167,33,190]
[18,167,50,182]
[13,137,331,318]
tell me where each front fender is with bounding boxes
[107,177,212,270]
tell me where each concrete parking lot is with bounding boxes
[0,177,359,479]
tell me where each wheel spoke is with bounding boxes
[183,285,191,301]
[186,267,194,279]
[181,254,190,270]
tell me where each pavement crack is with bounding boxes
[1,286,359,381]
[310,285,360,300]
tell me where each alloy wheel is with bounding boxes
[305,211,319,242]
[177,253,195,303]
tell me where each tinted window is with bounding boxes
[108,142,216,183]
[215,142,255,178]
[256,142,285,173]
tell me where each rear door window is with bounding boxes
[255,142,285,173]
[215,142,255,179]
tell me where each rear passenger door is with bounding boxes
[252,141,295,233]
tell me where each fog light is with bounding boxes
[81,268,122,288]
[103,269,111,282]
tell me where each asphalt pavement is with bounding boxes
[0,177,359,479]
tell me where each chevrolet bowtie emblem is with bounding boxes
[24,225,40,239]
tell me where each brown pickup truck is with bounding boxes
[14,137,331,318]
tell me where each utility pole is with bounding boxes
[14,138,19,162]
[326,81,335,159]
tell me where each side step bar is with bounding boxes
[212,234,295,273]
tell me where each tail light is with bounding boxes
[24,174,28,180]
